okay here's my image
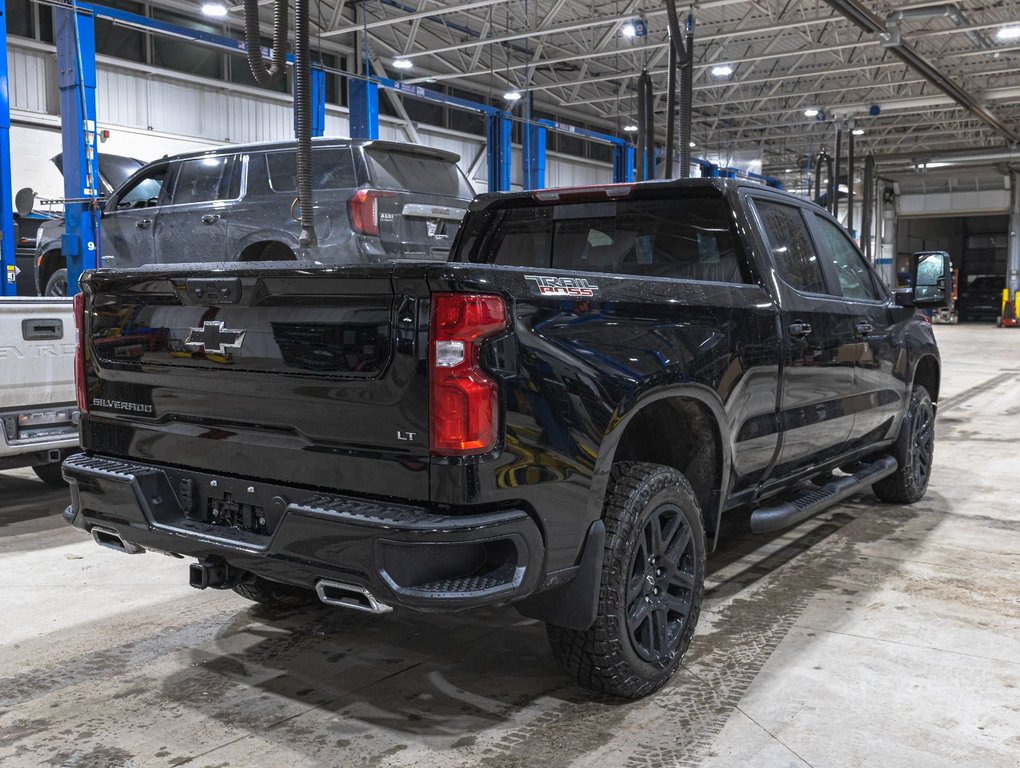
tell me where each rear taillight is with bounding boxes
[73,291,88,414]
[348,188,397,237]
[429,293,508,456]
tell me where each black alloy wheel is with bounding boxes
[625,502,697,663]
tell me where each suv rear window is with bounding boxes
[266,147,357,192]
[456,194,747,283]
[366,149,474,198]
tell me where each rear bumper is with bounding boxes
[62,452,545,611]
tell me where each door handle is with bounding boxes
[788,321,813,338]
[136,219,152,229]
[856,321,875,335]
[201,214,221,224]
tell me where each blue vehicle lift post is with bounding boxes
[311,66,326,137]
[0,0,15,295]
[522,121,546,191]
[54,4,102,297]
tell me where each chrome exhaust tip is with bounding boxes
[315,580,392,614]
[90,526,145,555]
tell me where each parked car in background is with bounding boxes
[0,297,78,484]
[89,138,473,275]
[12,211,51,295]
[956,274,1004,322]
[32,152,145,296]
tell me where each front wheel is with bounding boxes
[44,268,68,297]
[547,462,706,699]
[873,385,935,504]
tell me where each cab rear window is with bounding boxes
[456,194,748,283]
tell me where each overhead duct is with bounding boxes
[878,147,1020,167]
[664,3,694,179]
[881,4,991,50]
[244,0,317,248]
[823,0,1017,144]
[862,155,875,260]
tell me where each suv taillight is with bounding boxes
[348,188,397,236]
[73,291,88,414]
[429,293,508,456]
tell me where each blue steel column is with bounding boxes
[348,79,379,140]
[54,6,101,296]
[310,66,326,137]
[612,145,634,183]
[485,113,511,193]
[522,122,546,190]
[0,0,15,295]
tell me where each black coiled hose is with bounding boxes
[293,0,316,247]
[678,18,694,178]
[244,0,287,86]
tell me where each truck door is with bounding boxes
[807,211,903,449]
[100,161,172,268]
[154,155,237,263]
[747,196,856,479]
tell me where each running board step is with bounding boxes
[750,455,898,534]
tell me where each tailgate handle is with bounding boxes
[185,277,242,304]
[22,318,63,341]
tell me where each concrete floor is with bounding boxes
[1,323,1018,768]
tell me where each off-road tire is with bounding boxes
[232,575,319,607]
[873,385,935,504]
[547,461,706,699]
[32,463,67,486]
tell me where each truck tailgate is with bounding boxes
[1,297,75,407]
[80,266,430,499]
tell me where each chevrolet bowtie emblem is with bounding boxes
[185,321,246,354]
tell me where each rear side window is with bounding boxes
[753,199,826,294]
[812,214,881,300]
[266,148,356,192]
[366,149,474,198]
[171,156,234,205]
[458,195,747,283]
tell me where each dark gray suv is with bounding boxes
[46,139,474,284]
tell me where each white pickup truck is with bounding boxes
[1,298,79,485]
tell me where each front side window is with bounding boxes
[459,194,747,283]
[171,156,233,206]
[812,214,881,300]
[114,164,170,210]
[753,199,826,294]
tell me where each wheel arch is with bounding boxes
[38,248,65,293]
[238,239,297,261]
[912,354,940,404]
[590,385,731,550]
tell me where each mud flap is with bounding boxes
[514,519,605,630]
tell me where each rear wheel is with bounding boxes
[547,462,705,699]
[44,268,68,297]
[873,385,935,504]
[32,463,67,487]
[232,574,319,607]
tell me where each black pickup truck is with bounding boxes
[63,179,950,698]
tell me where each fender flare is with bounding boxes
[587,382,732,548]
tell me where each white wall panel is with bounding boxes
[8,47,52,114]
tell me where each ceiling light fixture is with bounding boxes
[997,25,1020,40]
[503,90,522,102]
[852,128,865,136]
[804,108,820,117]
[392,58,413,70]
[689,141,696,148]
[710,64,733,77]
[201,2,228,16]
[623,124,638,132]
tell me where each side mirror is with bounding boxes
[911,250,953,308]
[15,188,35,216]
